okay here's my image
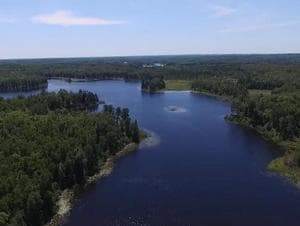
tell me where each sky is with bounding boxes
[0,0,300,59]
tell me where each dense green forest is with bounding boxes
[0,90,99,113]
[141,75,165,92]
[1,54,300,92]
[229,92,300,141]
[0,74,47,92]
[191,78,248,98]
[0,90,141,226]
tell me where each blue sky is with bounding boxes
[1,0,300,59]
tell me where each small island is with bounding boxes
[141,75,166,93]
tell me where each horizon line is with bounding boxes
[1,52,300,61]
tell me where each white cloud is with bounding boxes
[31,10,128,27]
[210,5,237,18]
[221,21,300,33]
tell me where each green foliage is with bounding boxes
[1,54,300,92]
[1,54,300,203]
[0,64,48,92]
[232,93,300,140]
[0,212,8,226]
[0,91,140,226]
[0,89,99,113]
[131,120,140,143]
[0,73,47,92]
[141,75,165,92]
[191,78,248,98]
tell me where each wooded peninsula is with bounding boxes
[0,90,141,226]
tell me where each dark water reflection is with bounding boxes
[2,79,300,226]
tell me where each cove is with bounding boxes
[3,79,300,226]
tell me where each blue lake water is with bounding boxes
[3,79,300,226]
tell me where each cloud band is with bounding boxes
[31,10,128,27]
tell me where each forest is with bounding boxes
[0,90,141,226]
[229,92,300,141]
[0,74,47,92]
[141,75,165,92]
[0,54,300,196]
[1,54,300,92]
[191,78,248,98]
[0,90,99,113]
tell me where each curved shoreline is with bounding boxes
[188,89,300,187]
[45,143,139,226]
[227,116,300,187]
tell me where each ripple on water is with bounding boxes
[164,106,187,113]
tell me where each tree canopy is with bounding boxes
[0,90,141,226]
[1,54,300,92]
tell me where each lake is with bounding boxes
[3,79,300,226]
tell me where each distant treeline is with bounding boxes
[1,54,300,92]
[0,74,47,92]
[0,89,99,113]
[191,78,248,97]
[0,90,140,226]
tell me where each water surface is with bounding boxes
[3,79,300,226]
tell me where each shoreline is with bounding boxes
[188,88,300,187]
[1,78,140,95]
[49,77,125,82]
[0,83,47,94]
[191,90,233,103]
[45,142,139,226]
[157,86,299,187]
[227,116,300,187]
